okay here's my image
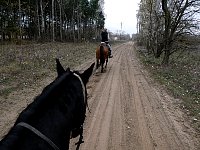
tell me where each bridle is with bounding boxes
[16,73,86,150]
[73,72,86,103]
[73,72,90,113]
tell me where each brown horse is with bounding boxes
[96,42,109,73]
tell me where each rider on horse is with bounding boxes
[101,28,113,58]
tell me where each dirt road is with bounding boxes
[71,42,199,150]
[0,42,199,149]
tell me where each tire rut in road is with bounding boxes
[80,43,125,150]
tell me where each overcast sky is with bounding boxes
[104,0,141,34]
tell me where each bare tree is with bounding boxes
[137,0,200,65]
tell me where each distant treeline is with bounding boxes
[0,0,105,42]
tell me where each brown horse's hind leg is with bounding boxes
[105,59,108,68]
[101,63,104,73]
[96,59,99,70]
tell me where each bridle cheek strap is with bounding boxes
[17,122,60,150]
[16,74,86,150]
[73,73,86,103]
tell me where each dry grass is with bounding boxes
[135,43,200,131]
[0,42,98,98]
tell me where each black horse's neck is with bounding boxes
[0,72,85,150]
[0,59,95,150]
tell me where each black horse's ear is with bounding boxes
[56,58,65,76]
[66,67,70,72]
[80,62,95,84]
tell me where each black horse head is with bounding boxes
[56,58,94,138]
[0,59,95,150]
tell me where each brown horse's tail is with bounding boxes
[100,45,105,65]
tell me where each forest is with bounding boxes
[0,0,105,42]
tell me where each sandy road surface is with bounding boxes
[0,42,199,150]
[71,42,199,150]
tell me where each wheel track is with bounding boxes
[80,43,125,150]
[121,43,155,150]
[130,45,183,149]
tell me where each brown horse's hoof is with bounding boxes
[109,55,113,58]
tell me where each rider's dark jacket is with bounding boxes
[101,31,108,42]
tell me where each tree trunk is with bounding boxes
[77,12,80,41]
[52,0,55,42]
[162,48,170,65]
[36,0,41,40]
[40,0,45,39]
[27,0,31,39]
[161,0,171,65]
[155,42,164,58]
[1,5,4,42]
[19,0,22,40]
[72,0,76,42]
[58,0,63,41]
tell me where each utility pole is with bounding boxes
[120,22,122,40]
